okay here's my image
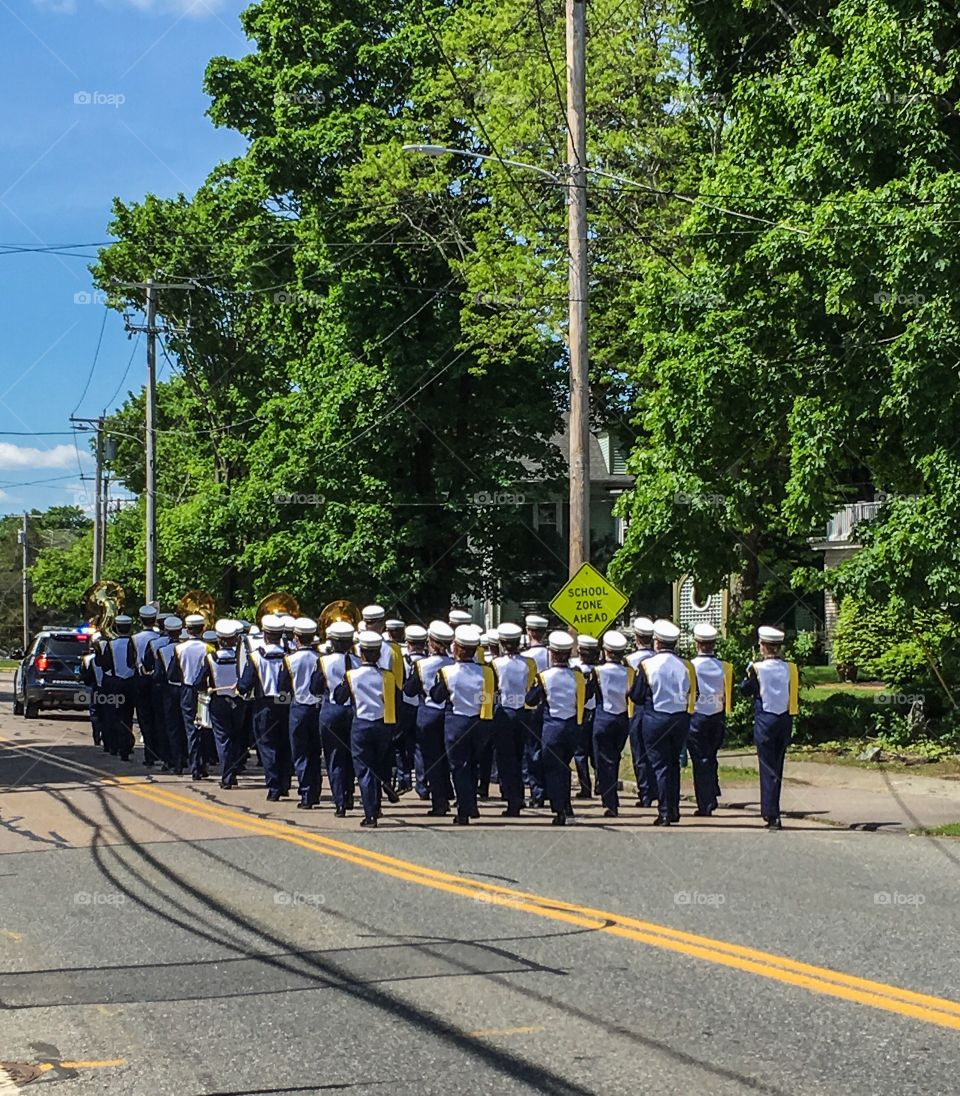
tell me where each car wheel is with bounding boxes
[12,695,23,715]
[24,701,39,719]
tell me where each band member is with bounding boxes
[154,616,186,772]
[361,605,405,681]
[201,619,246,789]
[238,613,292,802]
[689,623,733,817]
[80,631,106,748]
[333,631,400,827]
[95,613,137,761]
[629,619,695,826]
[476,630,501,798]
[522,614,550,807]
[396,624,427,794]
[402,621,454,816]
[131,605,161,766]
[740,626,798,830]
[524,631,588,826]
[281,617,322,809]
[311,621,358,816]
[571,635,599,798]
[591,632,633,817]
[168,614,214,781]
[491,623,536,816]
[429,625,495,825]
[626,616,657,807]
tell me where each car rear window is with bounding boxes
[40,636,91,658]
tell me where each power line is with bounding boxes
[70,306,109,417]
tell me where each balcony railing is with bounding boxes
[825,501,882,542]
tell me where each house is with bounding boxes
[809,501,882,649]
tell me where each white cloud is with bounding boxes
[0,443,85,471]
[33,0,225,15]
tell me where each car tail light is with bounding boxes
[35,655,49,672]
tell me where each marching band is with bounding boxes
[80,597,799,830]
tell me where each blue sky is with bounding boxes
[0,0,250,518]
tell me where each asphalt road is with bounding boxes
[1,702,959,1095]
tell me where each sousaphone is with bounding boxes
[319,599,361,636]
[83,580,125,639]
[177,589,218,630]
[255,591,301,627]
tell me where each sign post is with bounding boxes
[549,562,628,639]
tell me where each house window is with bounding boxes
[533,502,562,534]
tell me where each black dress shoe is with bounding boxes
[501,808,522,817]
[603,808,619,818]
[426,807,449,817]
[470,808,480,819]
[334,807,346,818]
[528,796,545,809]
[635,798,653,808]
[551,813,567,826]
[266,791,281,802]
[219,782,234,790]
[297,801,313,810]
[360,817,377,827]
[384,783,400,804]
[766,817,782,830]
[693,808,714,817]
[575,789,592,799]
[477,788,490,800]
[452,815,470,825]
[670,813,681,824]
[652,816,671,826]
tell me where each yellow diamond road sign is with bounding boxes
[549,562,628,640]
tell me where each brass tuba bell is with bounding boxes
[176,589,218,630]
[83,580,125,639]
[255,591,301,627]
[318,599,361,636]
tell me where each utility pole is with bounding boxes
[118,277,193,603]
[93,417,104,581]
[566,0,589,574]
[19,513,29,649]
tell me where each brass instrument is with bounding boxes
[318,599,361,637]
[176,589,218,631]
[83,580,125,639]
[255,591,301,627]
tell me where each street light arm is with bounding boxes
[402,144,563,184]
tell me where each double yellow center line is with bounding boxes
[6,736,960,1033]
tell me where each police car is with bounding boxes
[13,629,92,718]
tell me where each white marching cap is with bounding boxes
[202,630,218,644]
[164,616,183,632]
[602,631,627,652]
[525,614,549,630]
[280,614,296,630]
[358,630,383,650]
[215,618,242,639]
[481,630,499,645]
[114,614,132,627]
[293,616,318,636]
[455,624,482,647]
[428,620,454,643]
[261,613,284,632]
[653,619,680,642]
[247,625,262,638]
[448,609,473,626]
[549,630,574,652]
[694,622,718,641]
[362,604,386,621]
[139,604,158,619]
[385,618,405,631]
[405,624,427,642]
[577,634,600,649]
[497,622,522,642]
[184,613,205,628]
[326,621,355,640]
[632,616,655,636]
[759,625,785,644]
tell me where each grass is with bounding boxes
[793,748,960,778]
[800,664,884,700]
[0,660,18,670]
[912,822,960,837]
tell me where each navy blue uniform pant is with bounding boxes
[252,698,291,795]
[755,711,792,820]
[289,702,322,804]
[163,685,187,770]
[320,702,355,810]
[628,711,657,805]
[178,684,207,778]
[642,709,690,821]
[351,717,393,821]
[476,721,495,795]
[494,706,527,812]
[541,716,577,815]
[133,677,160,764]
[417,706,451,812]
[444,713,484,820]
[574,708,596,794]
[103,675,135,758]
[592,709,629,812]
[524,708,545,801]
[394,701,418,790]
[688,712,725,813]
[151,682,171,765]
[209,695,247,787]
